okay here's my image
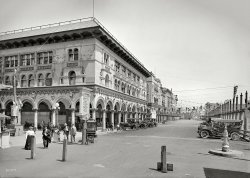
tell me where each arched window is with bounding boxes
[121,83,125,93]
[5,76,11,85]
[117,81,120,91]
[28,74,34,87]
[68,71,76,85]
[45,73,52,86]
[21,75,27,87]
[105,74,109,87]
[74,48,78,61]
[68,48,79,61]
[38,74,44,86]
[114,79,118,90]
[68,49,73,61]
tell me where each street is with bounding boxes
[1,119,250,178]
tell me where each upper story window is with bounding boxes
[5,76,11,85]
[28,74,34,87]
[127,85,131,95]
[121,83,126,93]
[105,74,109,87]
[122,66,126,76]
[68,48,79,61]
[5,56,18,68]
[69,71,76,85]
[20,53,35,66]
[38,74,44,86]
[104,53,109,65]
[137,76,140,83]
[133,73,136,81]
[127,70,131,78]
[37,51,53,65]
[21,75,27,87]
[115,61,120,72]
[45,73,52,86]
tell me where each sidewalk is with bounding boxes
[8,129,121,147]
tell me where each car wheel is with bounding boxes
[230,132,240,141]
[200,130,209,139]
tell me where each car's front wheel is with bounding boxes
[200,130,210,139]
[230,132,240,141]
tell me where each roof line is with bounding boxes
[0,17,95,36]
[0,17,151,76]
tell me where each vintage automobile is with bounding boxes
[120,118,139,130]
[197,118,243,140]
[144,118,157,127]
[138,120,148,129]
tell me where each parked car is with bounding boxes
[120,118,139,130]
[144,118,157,127]
[197,118,243,140]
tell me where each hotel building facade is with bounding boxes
[0,18,151,130]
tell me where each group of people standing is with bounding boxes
[24,123,77,150]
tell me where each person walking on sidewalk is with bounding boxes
[70,124,77,143]
[42,126,51,148]
[24,126,35,150]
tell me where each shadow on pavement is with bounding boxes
[204,167,250,178]
[148,168,162,173]
[198,152,250,161]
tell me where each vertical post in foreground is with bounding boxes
[30,135,36,159]
[161,145,167,173]
[62,137,67,161]
[82,120,87,145]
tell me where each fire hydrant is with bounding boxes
[222,123,229,152]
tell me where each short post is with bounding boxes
[62,136,67,161]
[82,120,87,145]
[157,145,167,173]
[222,123,229,152]
[30,135,36,159]
[161,146,167,173]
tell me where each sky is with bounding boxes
[0,0,250,107]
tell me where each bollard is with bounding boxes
[222,124,230,152]
[82,121,87,145]
[161,145,167,173]
[30,135,36,159]
[62,137,67,161]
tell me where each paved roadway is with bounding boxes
[0,119,250,178]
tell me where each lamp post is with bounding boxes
[55,102,60,127]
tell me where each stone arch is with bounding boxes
[21,100,34,126]
[37,98,52,110]
[95,96,105,109]
[114,101,120,111]
[21,97,35,109]
[55,97,71,109]
[105,100,113,110]
[121,103,127,111]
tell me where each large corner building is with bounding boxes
[0,18,151,130]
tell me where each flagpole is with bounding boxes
[93,0,95,18]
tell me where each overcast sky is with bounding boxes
[0,0,250,107]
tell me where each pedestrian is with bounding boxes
[63,123,69,140]
[24,126,35,150]
[70,124,77,143]
[42,126,51,148]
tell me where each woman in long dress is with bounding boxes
[25,126,35,150]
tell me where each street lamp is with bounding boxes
[55,102,60,127]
